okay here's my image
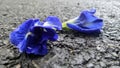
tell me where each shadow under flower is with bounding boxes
[60,29,102,37]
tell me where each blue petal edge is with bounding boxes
[67,23,101,34]
[43,16,62,30]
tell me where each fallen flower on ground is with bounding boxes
[62,9,103,34]
[9,16,62,55]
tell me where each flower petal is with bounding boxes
[67,23,100,33]
[17,32,48,55]
[89,8,96,14]
[17,32,34,52]
[45,28,58,41]
[26,41,48,55]
[43,16,62,30]
[9,31,25,46]
[10,18,59,55]
[63,9,103,33]
[15,19,35,34]
[17,39,27,52]
[78,9,103,29]
[79,10,98,24]
[9,19,35,45]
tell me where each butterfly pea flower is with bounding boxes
[62,9,103,34]
[9,16,62,55]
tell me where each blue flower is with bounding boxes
[62,9,103,34]
[9,16,62,55]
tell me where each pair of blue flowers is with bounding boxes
[10,9,103,55]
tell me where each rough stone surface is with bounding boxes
[110,66,120,68]
[0,0,120,68]
[0,65,6,68]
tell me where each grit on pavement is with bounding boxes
[0,0,120,68]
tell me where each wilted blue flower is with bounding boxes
[62,9,103,34]
[9,16,62,55]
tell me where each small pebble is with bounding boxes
[87,63,94,68]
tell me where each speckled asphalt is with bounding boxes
[0,0,120,68]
